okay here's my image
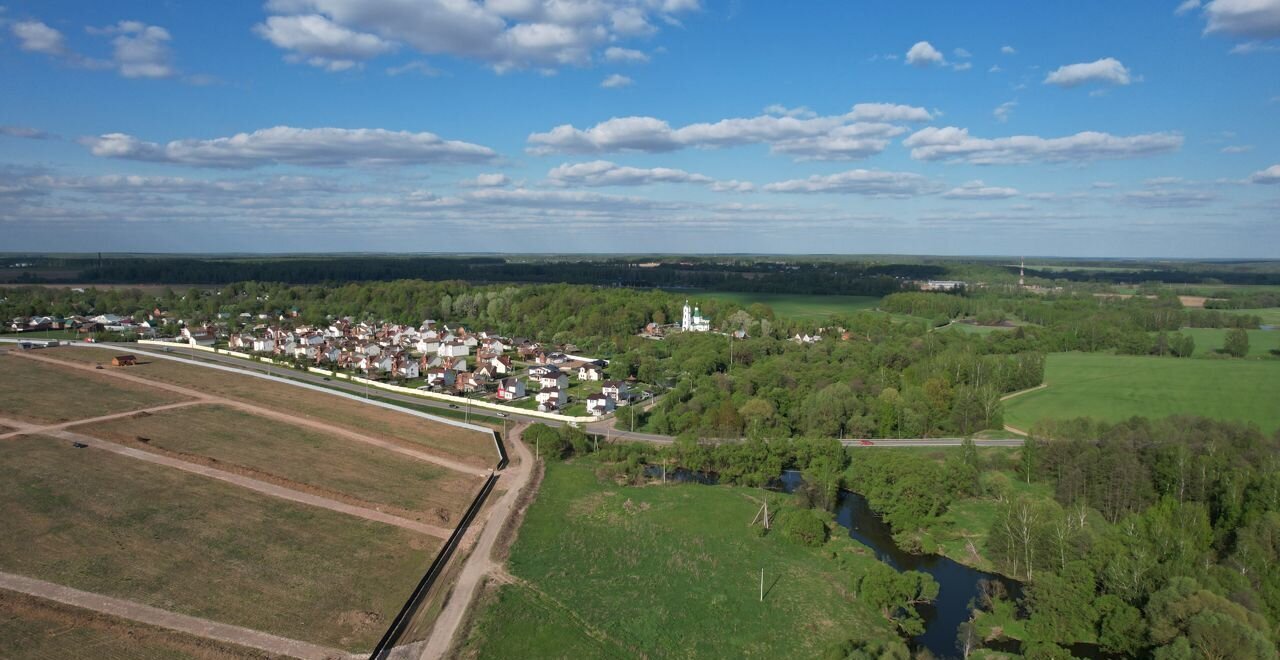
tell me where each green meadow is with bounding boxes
[1004,352,1280,434]
[1179,327,1280,358]
[458,460,900,658]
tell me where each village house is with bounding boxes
[576,362,604,381]
[438,340,469,358]
[528,365,568,391]
[181,326,216,347]
[111,355,137,367]
[536,386,562,412]
[602,380,630,404]
[496,377,526,401]
[586,393,615,416]
[426,368,456,389]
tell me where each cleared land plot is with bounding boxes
[0,590,268,660]
[0,435,438,652]
[43,346,495,468]
[82,403,478,523]
[0,352,188,424]
[1004,352,1280,433]
[688,291,881,320]
[458,460,899,658]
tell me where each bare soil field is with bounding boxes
[0,352,189,424]
[44,346,496,467]
[0,589,275,660]
[0,435,439,652]
[82,403,478,523]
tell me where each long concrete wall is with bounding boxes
[136,340,599,425]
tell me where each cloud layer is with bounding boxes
[1044,58,1132,87]
[256,0,700,72]
[82,126,497,168]
[903,127,1183,164]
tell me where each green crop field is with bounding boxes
[1003,352,1280,433]
[688,291,881,320]
[458,459,900,658]
[1178,327,1280,358]
[1223,308,1280,326]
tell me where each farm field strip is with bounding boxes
[42,345,497,468]
[0,435,438,651]
[0,572,349,660]
[0,351,191,424]
[43,428,453,538]
[0,400,203,440]
[81,404,480,520]
[13,350,489,477]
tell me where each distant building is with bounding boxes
[111,355,137,367]
[920,280,966,292]
[681,300,712,332]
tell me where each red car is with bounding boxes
[857,439,874,446]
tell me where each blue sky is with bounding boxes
[1,0,1278,257]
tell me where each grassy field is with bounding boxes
[688,291,882,320]
[1004,352,1280,433]
[1179,327,1280,358]
[0,352,188,424]
[44,346,497,467]
[1226,308,1280,326]
[82,403,479,521]
[0,435,436,652]
[458,459,901,658]
[0,590,259,660]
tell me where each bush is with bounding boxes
[780,508,828,547]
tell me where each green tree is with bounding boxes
[1096,594,1147,656]
[1224,327,1250,358]
[855,563,940,636]
[780,507,828,547]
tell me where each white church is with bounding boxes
[681,300,712,332]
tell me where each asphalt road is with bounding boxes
[86,341,1024,448]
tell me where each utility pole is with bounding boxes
[760,568,764,602]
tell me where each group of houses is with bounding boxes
[187,317,628,416]
[6,313,159,336]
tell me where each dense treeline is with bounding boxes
[5,255,926,296]
[1021,265,1280,286]
[631,312,1042,439]
[984,417,1280,657]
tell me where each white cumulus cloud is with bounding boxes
[905,40,945,66]
[1250,164,1280,183]
[11,20,67,55]
[461,173,511,187]
[81,126,498,168]
[763,169,938,197]
[1203,0,1280,39]
[1044,58,1133,87]
[942,180,1019,199]
[904,126,1183,164]
[528,104,928,161]
[255,0,699,73]
[601,73,633,88]
[604,46,648,63]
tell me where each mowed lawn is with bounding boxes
[690,291,882,320]
[0,353,188,424]
[459,460,900,659]
[1004,352,1280,433]
[0,435,436,652]
[1178,327,1280,358]
[82,403,479,521]
[43,346,497,467]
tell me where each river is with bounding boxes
[772,470,1022,658]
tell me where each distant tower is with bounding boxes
[682,300,692,331]
[1019,257,1025,288]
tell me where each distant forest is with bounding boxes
[4,255,936,296]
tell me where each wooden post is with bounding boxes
[759,568,764,602]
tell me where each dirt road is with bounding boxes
[417,424,535,660]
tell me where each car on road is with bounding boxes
[449,404,459,409]
[323,377,331,381]
[495,412,508,417]
[858,439,874,446]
